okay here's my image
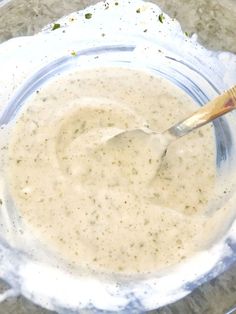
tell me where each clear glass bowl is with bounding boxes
[1,41,236,313]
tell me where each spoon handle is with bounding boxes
[167,85,236,138]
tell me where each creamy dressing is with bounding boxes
[4,67,219,274]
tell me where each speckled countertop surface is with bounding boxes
[0,0,236,313]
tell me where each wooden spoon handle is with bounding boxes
[167,85,236,138]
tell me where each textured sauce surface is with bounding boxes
[5,67,218,274]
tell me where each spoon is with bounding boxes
[106,85,236,171]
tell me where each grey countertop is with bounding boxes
[0,0,236,313]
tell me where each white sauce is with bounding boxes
[4,67,220,275]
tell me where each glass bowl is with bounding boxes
[0,0,236,312]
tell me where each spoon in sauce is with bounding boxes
[106,85,236,172]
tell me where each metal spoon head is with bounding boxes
[104,128,170,182]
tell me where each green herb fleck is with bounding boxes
[184,31,190,37]
[136,8,141,13]
[71,51,77,57]
[52,23,61,31]
[115,2,119,5]
[158,13,165,23]
[85,13,92,19]
[0,199,2,205]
